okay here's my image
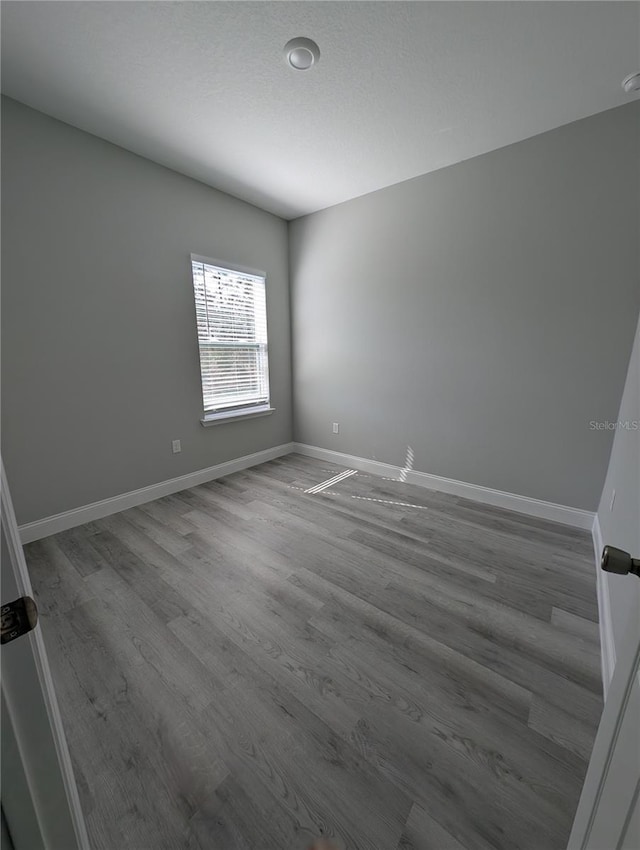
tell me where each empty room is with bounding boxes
[1,2,639,849]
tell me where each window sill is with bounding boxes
[200,406,275,427]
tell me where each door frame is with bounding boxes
[567,583,640,849]
[1,459,89,849]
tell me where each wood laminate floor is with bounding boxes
[24,454,603,850]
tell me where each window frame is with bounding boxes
[190,253,274,426]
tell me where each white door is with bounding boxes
[1,460,89,850]
[568,576,640,850]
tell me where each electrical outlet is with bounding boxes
[172,439,181,454]
[332,422,339,434]
[610,489,616,512]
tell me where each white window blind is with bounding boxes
[191,258,270,414]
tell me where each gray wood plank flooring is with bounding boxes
[24,454,603,850]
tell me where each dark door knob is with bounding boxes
[601,546,640,578]
[1,596,39,644]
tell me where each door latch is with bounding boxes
[1,596,38,644]
[601,546,640,579]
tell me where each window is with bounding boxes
[190,255,271,423]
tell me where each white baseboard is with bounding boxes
[18,442,295,544]
[592,514,616,697]
[293,443,595,530]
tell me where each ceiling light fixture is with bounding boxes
[622,72,640,94]
[284,37,320,71]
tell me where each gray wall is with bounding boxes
[597,316,639,657]
[1,97,292,525]
[289,103,640,510]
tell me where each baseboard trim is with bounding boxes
[18,442,295,544]
[592,515,616,697]
[20,436,596,544]
[293,443,595,530]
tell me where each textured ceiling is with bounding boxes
[2,2,638,219]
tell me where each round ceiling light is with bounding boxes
[622,72,640,94]
[284,37,320,71]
